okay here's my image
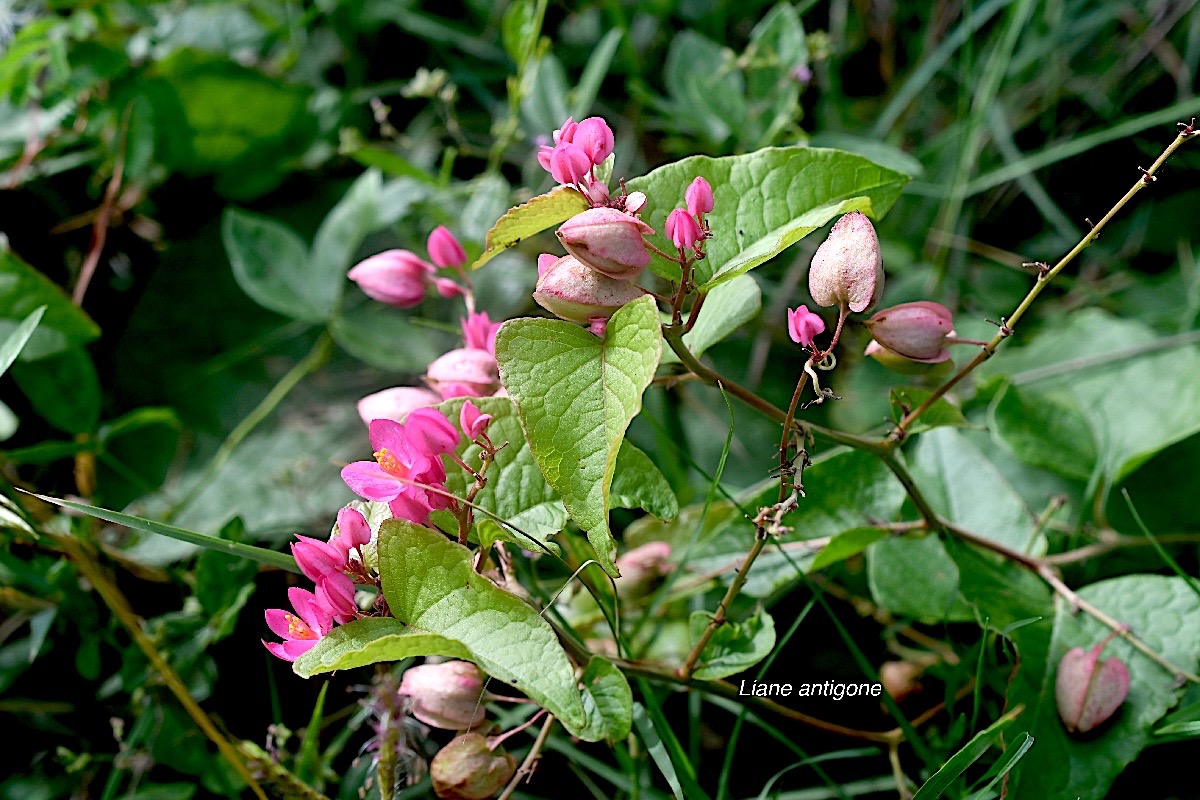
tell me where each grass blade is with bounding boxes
[911,705,1025,800]
[0,305,45,377]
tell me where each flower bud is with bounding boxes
[863,301,954,363]
[357,387,442,425]
[552,117,577,145]
[556,208,653,280]
[460,401,492,440]
[291,536,345,582]
[435,278,466,298]
[401,660,488,731]
[573,117,615,165]
[787,306,825,348]
[315,572,358,624]
[548,142,591,186]
[665,208,703,252]
[808,212,883,313]
[879,661,924,703]
[431,733,516,800]
[624,191,647,215]
[533,255,644,323]
[348,250,433,308]
[428,226,467,269]
[614,541,673,598]
[426,348,500,397]
[1056,640,1130,733]
[685,177,714,216]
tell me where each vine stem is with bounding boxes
[52,533,268,800]
[891,125,1197,438]
[679,532,768,679]
[495,714,556,800]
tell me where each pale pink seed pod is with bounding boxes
[400,660,488,731]
[425,348,500,397]
[1056,642,1130,733]
[556,207,653,280]
[357,386,442,425]
[863,301,955,362]
[808,212,884,313]
[533,255,644,323]
[348,250,433,308]
[880,661,924,703]
[431,733,517,800]
[864,340,955,377]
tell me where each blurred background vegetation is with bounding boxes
[2,1,1199,798]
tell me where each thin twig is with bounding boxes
[73,106,131,306]
[891,125,1196,438]
[496,714,556,800]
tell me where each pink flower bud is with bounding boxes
[348,250,433,308]
[548,142,591,186]
[533,255,645,323]
[291,536,345,582]
[863,301,955,363]
[357,386,441,425]
[582,177,610,206]
[1056,640,1130,733]
[685,177,714,216]
[431,733,516,800]
[787,305,825,348]
[624,191,647,214]
[573,116,615,165]
[428,226,467,269]
[459,401,492,440]
[808,212,884,313]
[556,207,653,280]
[461,311,502,356]
[401,661,488,731]
[665,208,703,252]
[552,117,577,145]
[537,253,559,277]
[426,348,500,397]
[334,507,373,555]
[315,572,357,624]
[587,317,607,338]
[435,278,465,298]
[614,541,673,597]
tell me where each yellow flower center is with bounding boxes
[285,613,316,640]
[374,447,409,479]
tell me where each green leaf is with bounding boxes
[609,441,679,520]
[889,387,967,434]
[330,304,447,372]
[501,0,541,69]
[633,703,685,800]
[0,248,99,361]
[496,296,663,576]
[659,31,746,146]
[809,527,889,572]
[222,208,320,321]
[911,705,1024,800]
[625,147,908,287]
[378,518,597,739]
[26,492,301,574]
[976,309,1200,482]
[1003,575,1200,799]
[11,347,100,434]
[294,681,328,784]
[568,29,623,120]
[688,604,776,680]
[868,534,973,622]
[470,186,590,270]
[0,305,44,377]
[293,618,471,679]
[988,381,1098,481]
[660,275,762,364]
[578,656,633,742]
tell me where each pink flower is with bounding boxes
[263,587,334,662]
[665,208,703,251]
[787,306,826,348]
[348,250,434,308]
[316,572,358,625]
[428,226,467,269]
[291,535,345,582]
[548,142,591,186]
[340,410,461,525]
[435,278,465,298]
[460,401,492,440]
[573,117,614,165]
[685,177,714,216]
[461,311,502,356]
[357,386,441,426]
[332,507,373,559]
[552,117,578,145]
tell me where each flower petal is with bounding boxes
[341,461,402,502]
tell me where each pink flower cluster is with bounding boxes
[356,309,504,426]
[537,116,614,206]
[262,507,372,661]
[348,226,469,309]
